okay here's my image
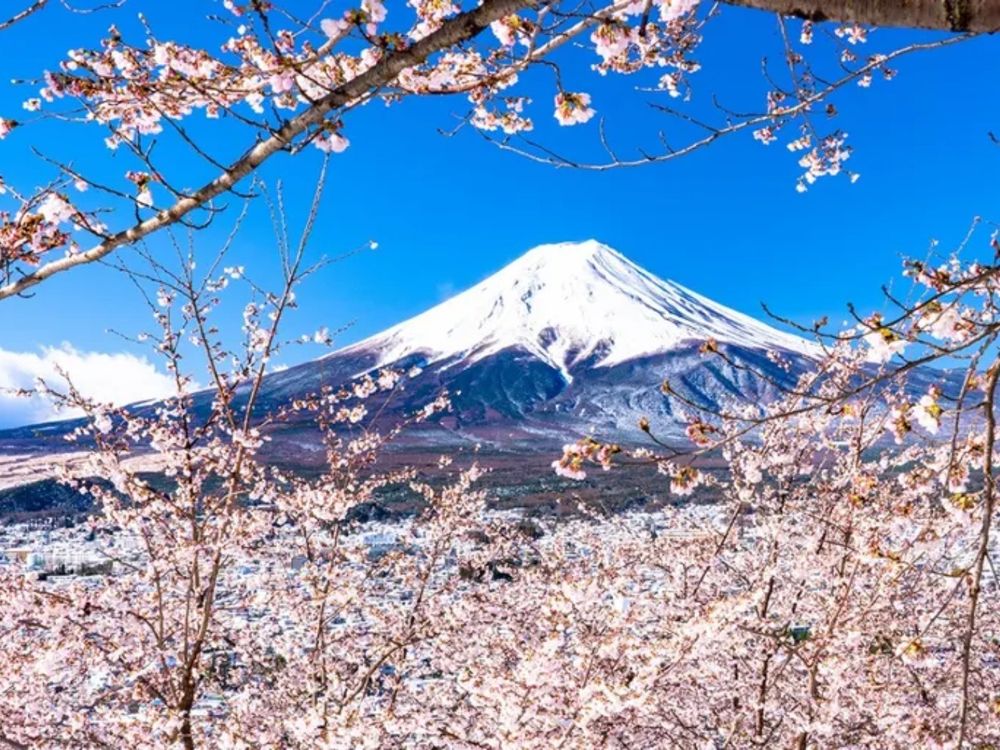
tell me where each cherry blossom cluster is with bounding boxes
[0,187,106,272]
[551,435,621,479]
[750,20,908,193]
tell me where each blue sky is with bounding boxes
[0,1,998,424]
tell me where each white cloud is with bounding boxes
[0,344,177,428]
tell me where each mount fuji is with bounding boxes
[0,240,965,515]
[0,240,822,458]
[255,239,818,448]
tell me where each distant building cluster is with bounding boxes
[0,522,142,578]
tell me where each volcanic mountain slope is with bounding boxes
[0,240,826,456]
[257,240,819,447]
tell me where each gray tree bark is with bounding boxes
[723,0,1000,32]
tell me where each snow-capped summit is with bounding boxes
[339,239,813,382]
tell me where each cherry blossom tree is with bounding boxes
[0,175,468,748]
[554,221,1000,746]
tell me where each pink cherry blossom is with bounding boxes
[554,91,595,126]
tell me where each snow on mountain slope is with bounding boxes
[336,239,814,381]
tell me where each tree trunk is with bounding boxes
[722,0,1000,32]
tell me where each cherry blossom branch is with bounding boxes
[0,0,125,32]
[0,0,535,302]
[956,360,1000,746]
[0,0,48,32]
[482,33,970,171]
